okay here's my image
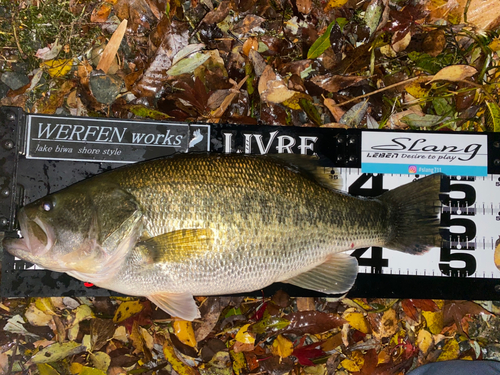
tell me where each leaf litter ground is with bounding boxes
[2,0,500,373]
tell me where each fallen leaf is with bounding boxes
[308,20,337,59]
[341,350,364,372]
[429,65,478,84]
[91,2,113,22]
[271,334,294,358]
[113,300,143,323]
[485,101,500,132]
[97,19,127,74]
[42,59,73,77]
[163,337,197,375]
[416,329,433,354]
[37,363,60,375]
[173,320,197,348]
[339,99,369,127]
[28,342,86,364]
[235,324,255,344]
[297,0,312,14]
[283,311,345,335]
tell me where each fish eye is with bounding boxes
[42,200,54,212]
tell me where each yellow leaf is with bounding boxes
[344,312,371,334]
[437,338,460,361]
[271,334,294,358]
[489,38,500,51]
[235,324,255,344]
[230,350,246,375]
[324,0,349,11]
[341,351,364,372]
[416,329,433,354]
[70,362,83,375]
[428,65,477,84]
[42,59,73,77]
[422,310,443,335]
[113,300,143,323]
[35,298,57,315]
[163,339,197,375]
[405,80,430,99]
[173,320,197,347]
[80,367,107,375]
[37,363,60,375]
[25,303,53,327]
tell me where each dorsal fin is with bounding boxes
[267,154,343,191]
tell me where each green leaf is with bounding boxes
[401,113,445,127]
[432,97,453,116]
[128,105,172,120]
[28,342,85,364]
[250,315,290,335]
[299,98,322,126]
[485,101,500,132]
[307,20,337,59]
[364,0,382,35]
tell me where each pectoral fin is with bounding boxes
[285,253,358,294]
[138,228,214,263]
[148,292,201,321]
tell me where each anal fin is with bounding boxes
[148,292,201,321]
[284,252,358,294]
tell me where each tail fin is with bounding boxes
[379,174,443,254]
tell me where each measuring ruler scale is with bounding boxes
[2,106,500,300]
[341,171,500,279]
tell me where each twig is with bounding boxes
[330,76,432,107]
[12,21,26,58]
[458,79,497,103]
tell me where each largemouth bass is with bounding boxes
[3,154,442,320]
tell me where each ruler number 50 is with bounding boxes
[439,179,477,277]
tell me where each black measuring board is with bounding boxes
[2,105,500,301]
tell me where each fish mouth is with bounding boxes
[3,209,55,258]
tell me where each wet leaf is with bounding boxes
[235,324,255,344]
[341,350,364,372]
[340,99,369,127]
[401,113,444,127]
[437,338,460,361]
[42,59,73,77]
[429,65,478,83]
[485,101,500,132]
[344,311,371,334]
[37,363,60,375]
[167,52,211,76]
[163,337,197,375]
[324,0,349,11]
[28,342,86,364]
[443,301,489,335]
[292,341,326,366]
[113,300,143,323]
[250,315,290,335]
[299,98,322,126]
[308,20,337,59]
[416,329,433,354]
[271,334,294,358]
[283,311,345,335]
[173,320,197,348]
[365,0,383,35]
[128,105,172,119]
[422,309,444,335]
[311,74,365,93]
[229,350,245,375]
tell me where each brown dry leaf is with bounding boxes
[78,60,93,86]
[368,308,399,340]
[311,74,366,93]
[296,297,315,311]
[233,14,264,35]
[429,0,500,30]
[324,98,346,122]
[210,76,247,118]
[297,0,312,14]
[201,0,232,25]
[422,29,446,57]
[91,2,113,22]
[391,29,412,52]
[242,37,259,57]
[258,67,298,104]
[133,19,189,97]
[97,19,127,74]
[428,65,478,84]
